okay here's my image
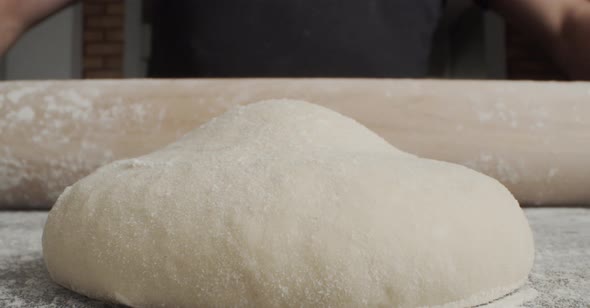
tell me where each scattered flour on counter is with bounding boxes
[114,159,174,169]
[5,209,584,307]
[482,285,538,307]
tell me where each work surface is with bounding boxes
[0,208,588,307]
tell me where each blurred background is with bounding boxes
[0,0,567,81]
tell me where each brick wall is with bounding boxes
[82,0,125,78]
[505,25,568,81]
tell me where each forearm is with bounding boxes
[0,17,24,56]
[490,0,590,80]
[490,0,568,41]
[0,0,75,56]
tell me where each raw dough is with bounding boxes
[43,100,534,307]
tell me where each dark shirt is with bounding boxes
[149,0,443,78]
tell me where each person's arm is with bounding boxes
[0,0,75,56]
[490,0,590,80]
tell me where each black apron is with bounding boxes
[149,0,443,77]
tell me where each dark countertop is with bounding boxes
[1,208,588,307]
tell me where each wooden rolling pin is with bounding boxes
[1,78,589,209]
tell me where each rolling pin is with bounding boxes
[0,78,589,209]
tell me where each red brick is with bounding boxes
[104,56,122,69]
[105,30,123,42]
[83,3,104,15]
[85,43,123,56]
[85,0,119,3]
[85,16,123,29]
[82,0,126,78]
[83,57,103,69]
[83,31,104,42]
[106,3,124,15]
[84,70,123,79]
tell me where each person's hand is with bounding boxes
[0,0,74,56]
[558,2,590,79]
[491,0,590,80]
[0,1,26,56]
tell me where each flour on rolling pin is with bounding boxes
[2,79,590,208]
[462,85,564,187]
[0,81,174,208]
[1,85,100,206]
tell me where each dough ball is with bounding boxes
[43,100,534,307]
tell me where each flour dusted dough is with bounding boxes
[43,100,534,307]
